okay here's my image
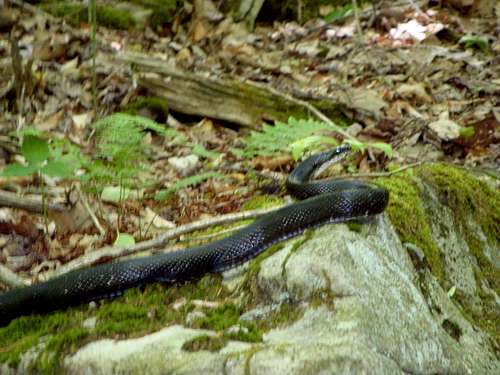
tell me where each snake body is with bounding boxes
[0,145,389,326]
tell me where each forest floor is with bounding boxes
[0,0,498,304]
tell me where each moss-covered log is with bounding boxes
[114,53,327,129]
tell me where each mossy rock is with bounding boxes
[377,163,499,343]
[0,275,229,372]
[181,334,228,352]
[0,162,498,373]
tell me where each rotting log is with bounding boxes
[114,52,314,128]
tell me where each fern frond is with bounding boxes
[93,113,174,148]
[241,117,333,157]
[155,172,224,201]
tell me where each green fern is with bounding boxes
[155,172,224,201]
[93,113,173,159]
[86,113,227,197]
[239,117,392,160]
[239,117,337,157]
[82,113,175,192]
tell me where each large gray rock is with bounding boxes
[60,212,497,374]
[2,168,498,374]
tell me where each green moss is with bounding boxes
[256,302,304,331]
[42,2,135,29]
[242,195,283,211]
[376,174,445,283]
[417,164,499,291]
[38,328,89,372]
[97,6,136,30]
[225,322,263,343]
[182,334,228,352]
[0,275,228,373]
[193,304,241,331]
[346,220,363,233]
[122,97,169,121]
[378,163,499,343]
[232,82,311,125]
[417,164,500,342]
[129,0,180,28]
[190,303,262,343]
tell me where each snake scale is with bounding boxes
[0,144,389,326]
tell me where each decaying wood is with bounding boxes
[115,52,316,129]
[0,189,67,214]
[113,52,384,130]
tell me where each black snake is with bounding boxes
[0,144,389,326]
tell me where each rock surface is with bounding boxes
[1,166,499,374]
[61,217,498,375]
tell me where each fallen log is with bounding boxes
[114,52,316,129]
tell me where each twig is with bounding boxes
[408,0,426,17]
[0,189,67,213]
[0,263,28,288]
[78,189,105,236]
[352,0,363,43]
[40,205,281,280]
[334,162,424,179]
[35,163,422,282]
[178,223,247,244]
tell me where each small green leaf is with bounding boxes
[21,135,49,165]
[113,232,135,247]
[229,148,244,157]
[344,139,365,153]
[459,126,475,140]
[192,144,220,160]
[41,161,75,177]
[447,285,457,298]
[369,142,393,159]
[290,135,338,161]
[386,163,400,173]
[0,164,38,177]
[324,4,353,23]
[242,117,334,158]
[155,172,223,201]
[459,35,489,51]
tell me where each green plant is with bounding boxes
[324,3,354,23]
[83,113,226,217]
[237,117,392,161]
[155,171,224,201]
[459,35,489,51]
[237,117,333,158]
[1,135,78,179]
[459,126,475,140]
[0,132,81,232]
[83,113,171,192]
